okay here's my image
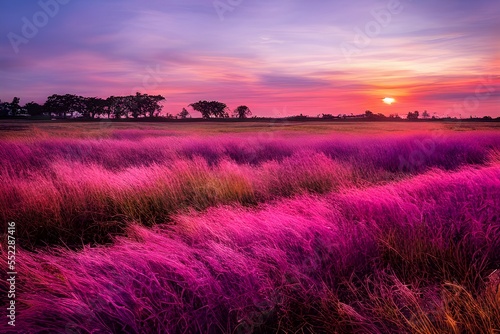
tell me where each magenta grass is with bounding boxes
[7,165,500,333]
[1,131,498,172]
[0,126,499,332]
[1,131,499,248]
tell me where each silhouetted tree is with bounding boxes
[130,93,148,118]
[124,93,166,118]
[44,94,82,118]
[364,110,387,119]
[10,97,21,115]
[407,111,420,120]
[104,97,114,119]
[287,114,309,120]
[0,100,10,117]
[142,93,165,118]
[44,95,64,118]
[189,100,229,119]
[178,108,190,119]
[233,105,252,119]
[81,97,107,119]
[24,102,45,117]
[422,110,430,119]
[106,96,128,119]
[126,96,140,118]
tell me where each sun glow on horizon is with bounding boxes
[383,97,396,105]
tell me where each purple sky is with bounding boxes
[1,0,499,117]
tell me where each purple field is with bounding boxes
[1,122,499,333]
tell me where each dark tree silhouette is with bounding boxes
[178,108,190,119]
[407,111,420,120]
[0,101,9,116]
[189,100,229,119]
[44,94,82,118]
[0,100,11,117]
[130,93,146,118]
[422,110,430,119]
[364,110,386,119]
[44,95,65,118]
[233,105,252,119]
[104,97,114,119]
[126,93,166,118]
[40,93,166,119]
[139,93,165,118]
[82,97,107,119]
[24,102,45,116]
[129,94,141,119]
[10,97,21,115]
[106,96,128,119]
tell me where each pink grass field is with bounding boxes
[0,122,499,333]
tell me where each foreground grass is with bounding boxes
[4,165,499,333]
[1,131,499,248]
[0,124,499,333]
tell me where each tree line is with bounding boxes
[320,110,497,120]
[188,101,251,119]
[0,93,166,119]
[0,95,253,120]
[320,110,426,120]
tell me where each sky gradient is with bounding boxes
[1,0,499,117]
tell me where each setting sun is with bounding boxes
[383,97,396,105]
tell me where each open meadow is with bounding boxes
[1,120,499,333]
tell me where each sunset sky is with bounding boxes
[1,0,499,117]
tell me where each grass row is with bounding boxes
[6,165,499,333]
[1,132,499,248]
